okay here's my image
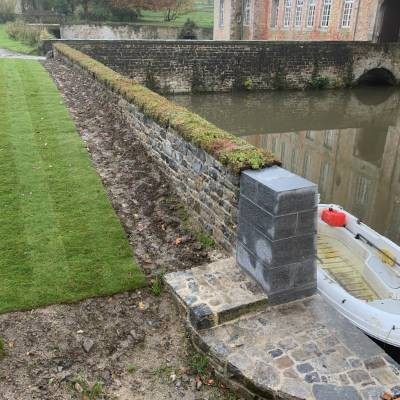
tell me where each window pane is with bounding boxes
[303,152,311,176]
[321,0,332,27]
[284,0,292,27]
[219,0,224,27]
[270,0,280,27]
[306,0,316,27]
[324,130,335,148]
[295,0,304,27]
[355,175,370,204]
[342,0,354,27]
[244,0,251,25]
[281,142,286,161]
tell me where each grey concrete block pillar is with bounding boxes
[236,166,318,305]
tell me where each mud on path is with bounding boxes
[0,59,235,400]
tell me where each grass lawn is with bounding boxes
[0,59,146,314]
[0,24,37,54]
[139,0,214,28]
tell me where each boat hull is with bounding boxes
[317,204,400,348]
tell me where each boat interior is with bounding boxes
[317,220,400,303]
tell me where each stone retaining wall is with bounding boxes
[60,24,213,41]
[53,46,264,252]
[45,40,400,93]
[118,99,241,252]
[54,44,319,302]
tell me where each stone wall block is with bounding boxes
[237,166,318,304]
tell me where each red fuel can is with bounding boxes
[321,208,347,227]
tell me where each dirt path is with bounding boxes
[0,59,236,400]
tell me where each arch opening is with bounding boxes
[378,0,400,43]
[357,68,396,87]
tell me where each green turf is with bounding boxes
[139,0,214,28]
[0,59,146,314]
[0,24,37,54]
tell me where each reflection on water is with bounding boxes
[169,88,400,246]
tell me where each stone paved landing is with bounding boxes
[166,259,400,400]
[165,258,268,330]
[194,295,400,400]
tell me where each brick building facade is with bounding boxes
[214,0,400,42]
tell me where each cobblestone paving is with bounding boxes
[167,260,400,399]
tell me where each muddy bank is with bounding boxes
[0,59,234,400]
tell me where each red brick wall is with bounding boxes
[239,0,378,41]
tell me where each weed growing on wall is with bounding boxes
[308,76,330,89]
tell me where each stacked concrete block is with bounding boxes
[237,166,318,304]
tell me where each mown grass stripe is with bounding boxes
[0,59,146,313]
[0,60,70,308]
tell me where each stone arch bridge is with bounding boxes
[46,40,400,93]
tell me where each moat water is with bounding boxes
[169,87,400,247]
[170,87,400,362]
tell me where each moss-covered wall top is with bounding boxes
[54,43,279,172]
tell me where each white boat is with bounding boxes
[317,204,400,347]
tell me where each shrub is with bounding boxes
[178,19,198,40]
[5,21,53,48]
[0,0,16,23]
[243,77,254,91]
[308,76,330,89]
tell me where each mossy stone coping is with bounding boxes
[54,43,279,172]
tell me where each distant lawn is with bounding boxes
[0,59,146,314]
[0,24,37,54]
[139,1,214,28]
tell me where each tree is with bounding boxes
[178,18,197,39]
[108,0,194,21]
[0,0,16,22]
[161,0,194,21]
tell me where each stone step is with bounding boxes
[165,258,268,330]
[166,258,400,399]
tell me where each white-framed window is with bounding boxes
[281,142,286,161]
[324,130,335,148]
[303,151,311,176]
[319,162,330,196]
[219,0,225,27]
[355,175,370,204]
[306,130,315,140]
[244,0,251,26]
[284,0,292,27]
[261,135,268,147]
[295,0,304,27]
[341,0,354,27]
[321,0,332,27]
[291,149,297,171]
[306,0,316,27]
[271,137,278,153]
[270,0,280,28]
